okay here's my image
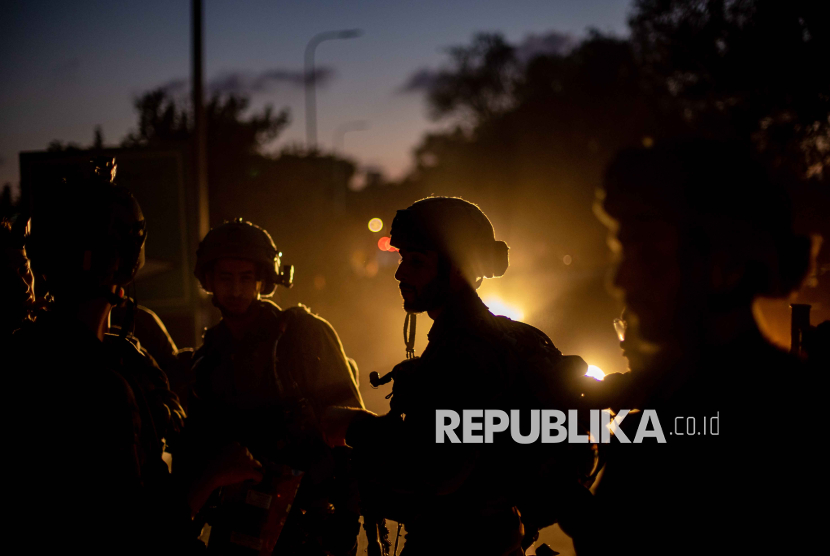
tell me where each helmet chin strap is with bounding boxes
[118,283,139,340]
[211,294,260,319]
[403,312,417,359]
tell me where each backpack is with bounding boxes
[484,316,600,547]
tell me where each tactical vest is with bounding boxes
[385,314,597,548]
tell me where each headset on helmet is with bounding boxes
[194,218,293,296]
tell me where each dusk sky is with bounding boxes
[1,0,631,194]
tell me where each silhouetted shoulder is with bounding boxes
[278,302,363,409]
[281,303,347,348]
[491,315,562,355]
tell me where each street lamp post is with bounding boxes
[333,120,369,154]
[304,29,362,150]
[191,0,210,345]
[332,120,369,210]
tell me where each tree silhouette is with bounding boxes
[93,126,104,150]
[0,184,15,220]
[424,33,520,124]
[121,89,292,228]
[122,89,290,155]
[629,0,830,175]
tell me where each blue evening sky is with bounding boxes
[0,0,631,193]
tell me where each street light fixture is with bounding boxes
[331,120,369,210]
[333,120,370,154]
[304,29,363,150]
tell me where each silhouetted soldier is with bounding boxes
[110,299,195,407]
[578,139,820,555]
[184,218,364,555]
[8,159,262,554]
[0,217,36,336]
[323,197,595,556]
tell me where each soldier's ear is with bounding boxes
[255,264,276,297]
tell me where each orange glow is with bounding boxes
[483,296,525,321]
[368,217,383,232]
[586,365,606,381]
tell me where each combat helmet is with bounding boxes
[194,218,293,296]
[390,197,509,283]
[27,157,147,303]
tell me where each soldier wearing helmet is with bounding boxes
[574,138,821,556]
[322,197,594,556]
[185,218,364,555]
[193,218,293,316]
[8,158,262,554]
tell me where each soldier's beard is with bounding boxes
[213,294,258,318]
[401,277,449,314]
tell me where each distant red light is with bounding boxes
[377,236,398,252]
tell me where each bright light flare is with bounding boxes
[368,217,383,232]
[586,365,606,381]
[483,296,524,321]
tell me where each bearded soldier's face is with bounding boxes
[206,258,263,316]
[612,219,691,344]
[395,247,446,313]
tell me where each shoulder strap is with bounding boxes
[494,317,561,356]
[270,307,300,398]
[478,317,563,377]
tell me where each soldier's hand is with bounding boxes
[321,406,375,448]
[207,442,264,488]
[188,442,263,517]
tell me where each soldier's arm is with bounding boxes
[340,336,508,496]
[134,304,179,371]
[340,407,479,496]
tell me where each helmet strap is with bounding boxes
[404,312,417,359]
[118,285,137,340]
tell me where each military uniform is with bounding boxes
[110,301,189,401]
[8,157,199,554]
[574,329,819,556]
[583,139,824,555]
[185,298,363,555]
[337,197,599,555]
[10,311,194,555]
[346,289,591,556]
